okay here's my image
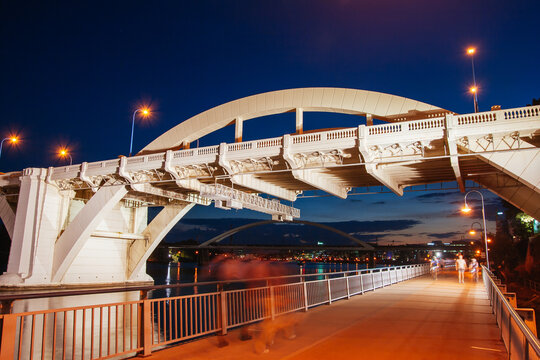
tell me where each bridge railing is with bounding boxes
[0,263,429,359]
[482,266,540,360]
[40,104,540,184]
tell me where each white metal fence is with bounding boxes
[482,266,540,360]
[0,264,429,359]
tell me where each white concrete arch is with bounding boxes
[141,88,448,154]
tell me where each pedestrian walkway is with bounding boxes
[143,270,506,360]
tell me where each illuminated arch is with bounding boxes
[142,87,447,154]
[198,220,374,250]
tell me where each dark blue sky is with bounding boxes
[1,0,538,244]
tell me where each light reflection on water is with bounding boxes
[147,261,366,298]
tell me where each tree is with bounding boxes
[526,98,540,106]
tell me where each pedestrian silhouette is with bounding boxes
[455,254,467,283]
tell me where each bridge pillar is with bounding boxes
[366,114,373,126]
[235,116,243,142]
[127,202,195,281]
[2,168,57,284]
[0,195,15,240]
[296,108,303,134]
[0,168,195,287]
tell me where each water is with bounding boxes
[147,261,367,298]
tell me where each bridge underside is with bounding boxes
[0,88,538,287]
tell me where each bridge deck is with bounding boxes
[144,270,506,360]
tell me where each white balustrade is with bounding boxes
[11,104,537,190]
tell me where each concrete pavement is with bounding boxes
[143,270,506,360]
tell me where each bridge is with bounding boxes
[198,220,374,248]
[0,88,539,287]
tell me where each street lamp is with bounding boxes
[58,147,73,165]
[461,190,490,270]
[0,136,18,160]
[467,47,479,112]
[129,108,150,157]
[470,87,479,113]
[468,221,482,236]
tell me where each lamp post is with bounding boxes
[0,136,18,160]
[58,148,73,165]
[470,86,479,113]
[461,190,490,270]
[129,108,150,157]
[467,47,479,112]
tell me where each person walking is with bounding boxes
[430,257,439,280]
[455,254,467,283]
[470,258,479,282]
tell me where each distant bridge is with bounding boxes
[0,87,538,287]
[198,220,374,249]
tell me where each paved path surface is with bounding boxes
[143,270,507,360]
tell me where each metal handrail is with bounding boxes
[482,265,540,358]
[0,264,419,304]
[0,264,429,359]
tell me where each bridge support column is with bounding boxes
[0,167,189,287]
[0,196,15,240]
[1,168,61,285]
[235,117,243,142]
[358,126,404,196]
[128,202,195,281]
[445,114,465,192]
[51,185,129,283]
[282,135,349,198]
[296,108,303,134]
[366,114,373,126]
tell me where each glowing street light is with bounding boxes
[58,147,73,165]
[468,222,482,236]
[0,136,19,160]
[466,47,479,112]
[461,190,490,270]
[470,86,479,113]
[129,107,151,157]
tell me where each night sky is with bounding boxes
[1,1,538,245]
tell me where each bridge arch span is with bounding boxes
[2,87,539,288]
[141,87,449,154]
[199,220,374,250]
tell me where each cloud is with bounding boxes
[415,192,462,203]
[421,231,463,239]
[321,220,421,233]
